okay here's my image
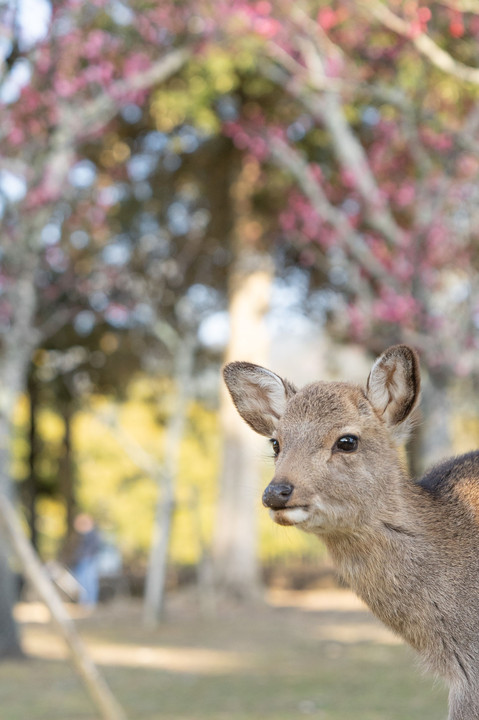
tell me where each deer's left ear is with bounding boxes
[223,361,297,437]
[366,345,420,440]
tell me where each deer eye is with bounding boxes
[334,435,359,453]
[270,439,280,457]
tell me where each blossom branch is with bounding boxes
[266,36,405,249]
[300,37,404,248]
[365,1,479,85]
[69,47,191,137]
[268,136,398,289]
[41,47,191,199]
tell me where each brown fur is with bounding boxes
[223,346,479,720]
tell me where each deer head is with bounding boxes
[223,345,420,534]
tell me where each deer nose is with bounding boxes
[262,481,294,510]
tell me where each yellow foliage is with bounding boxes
[111,141,131,163]
[150,44,245,135]
[36,497,67,559]
[343,104,359,125]
[38,407,64,443]
[66,380,221,565]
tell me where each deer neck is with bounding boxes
[321,474,473,684]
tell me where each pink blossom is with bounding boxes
[268,125,287,142]
[84,62,115,86]
[253,17,280,39]
[25,185,59,210]
[279,210,296,232]
[470,14,479,35]
[36,48,52,75]
[347,304,367,341]
[8,127,24,146]
[309,164,322,183]
[395,256,415,283]
[54,77,78,98]
[340,168,356,189]
[21,89,41,113]
[373,289,419,325]
[449,9,465,38]
[395,183,415,207]
[231,130,250,151]
[105,303,129,327]
[299,249,316,266]
[318,8,337,31]
[457,155,479,178]
[324,54,344,79]
[83,30,108,60]
[421,128,453,151]
[255,1,272,15]
[249,136,268,159]
[88,206,107,226]
[46,247,68,273]
[135,17,160,44]
[123,53,152,77]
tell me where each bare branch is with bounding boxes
[265,41,345,92]
[436,0,479,12]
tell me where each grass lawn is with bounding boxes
[1,589,447,720]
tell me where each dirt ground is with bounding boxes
[1,588,447,720]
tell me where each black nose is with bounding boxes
[262,481,294,510]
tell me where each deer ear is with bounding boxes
[223,362,297,437]
[366,345,420,438]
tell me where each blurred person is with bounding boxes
[63,513,102,607]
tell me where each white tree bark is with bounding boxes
[143,331,196,626]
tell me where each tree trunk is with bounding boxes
[0,264,39,658]
[143,332,196,626]
[26,373,40,549]
[0,545,23,658]
[59,400,76,537]
[213,156,274,600]
[213,255,273,600]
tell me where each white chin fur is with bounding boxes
[270,507,310,526]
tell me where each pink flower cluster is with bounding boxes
[372,288,420,326]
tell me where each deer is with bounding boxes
[223,345,479,720]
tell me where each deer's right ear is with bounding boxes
[223,362,297,437]
[366,345,420,440]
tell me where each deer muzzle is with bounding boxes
[262,481,294,510]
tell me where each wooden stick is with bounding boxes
[0,493,128,720]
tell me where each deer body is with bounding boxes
[223,347,479,719]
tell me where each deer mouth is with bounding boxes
[270,507,310,526]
